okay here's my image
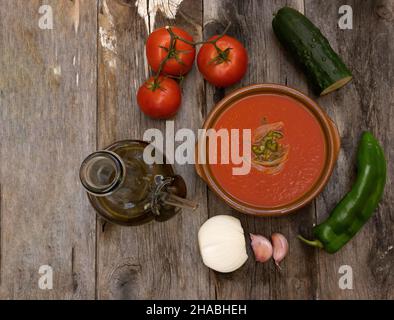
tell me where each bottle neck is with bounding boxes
[79,150,125,196]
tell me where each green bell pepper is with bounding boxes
[298,131,386,253]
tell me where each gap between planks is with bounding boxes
[0,184,2,286]
[95,0,100,301]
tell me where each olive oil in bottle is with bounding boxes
[79,140,196,226]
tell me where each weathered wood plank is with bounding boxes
[0,0,97,299]
[0,0,391,300]
[305,0,394,299]
[203,0,319,299]
[96,0,212,299]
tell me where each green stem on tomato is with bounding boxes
[152,22,232,82]
[191,22,232,46]
[154,26,177,82]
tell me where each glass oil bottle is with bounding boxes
[79,140,197,226]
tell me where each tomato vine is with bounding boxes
[152,22,232,85]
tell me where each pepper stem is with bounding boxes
[297,235,324,249]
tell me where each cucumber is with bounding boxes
[272,7,352,96]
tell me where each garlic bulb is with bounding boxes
[198,215,248,273]
[271,233,289,268]
[250,233,273,263]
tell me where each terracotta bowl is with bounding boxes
[195,83,340,217]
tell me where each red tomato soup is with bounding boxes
[209,94,326,208]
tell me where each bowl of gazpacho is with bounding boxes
[196,84,340,216]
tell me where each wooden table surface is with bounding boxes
[0,0,393,300]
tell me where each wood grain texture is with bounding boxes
[0,0,97,299]
[0,0,392,300]
[305,0,394,299]
[96,0,212,299]
[202,0,321,299]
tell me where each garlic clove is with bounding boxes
[271,233,289,268]
[250,233,273,263]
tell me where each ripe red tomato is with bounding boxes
[137,76,182,119]
[197,35,248,88]
[146,27,196,76]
